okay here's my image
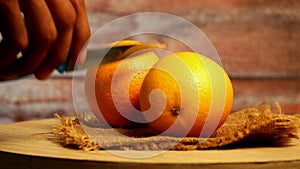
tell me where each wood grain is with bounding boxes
[0,119,300,169]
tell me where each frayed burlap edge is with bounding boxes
[53,103,300,151]
[53,114,100,151]
[175,103,300,150]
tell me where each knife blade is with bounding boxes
[57,41,166,73]
[57,45,136,73]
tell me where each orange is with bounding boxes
[139,52,234,137]
[85,52,159,127]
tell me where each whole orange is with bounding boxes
[139,52,234,137]
[85,52,159,127]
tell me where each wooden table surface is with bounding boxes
[0,118,300,169]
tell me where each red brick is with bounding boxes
[231,78,300,114]
[0,78,74,123]
[86,0,300,78]
[86,0,300,14]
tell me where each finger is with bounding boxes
[34,0,77,79]
[0,0,28,71]
[69,0,90,64]
[0,0,57,79]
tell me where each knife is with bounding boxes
[2,41,166,81]
[57,41,166,73]
[56,45,137,73]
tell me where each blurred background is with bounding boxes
[0,0,299,123]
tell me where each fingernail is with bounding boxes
[77,48,87,65]
[34,69,53,80]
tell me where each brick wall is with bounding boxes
[0,0,299,123]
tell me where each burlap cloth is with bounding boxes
[53,103,300,151]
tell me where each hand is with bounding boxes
[0,0,90,80]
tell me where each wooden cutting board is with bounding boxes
[0,118,300,169]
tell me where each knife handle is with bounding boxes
[56,54,75,73]
[57,62,68,73]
